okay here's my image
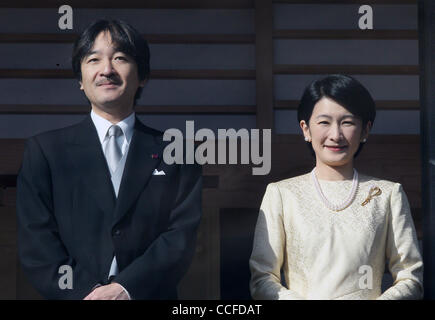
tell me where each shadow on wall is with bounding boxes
[220,208,258,300]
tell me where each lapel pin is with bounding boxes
[151,154,159,159]
[361,186,382,206]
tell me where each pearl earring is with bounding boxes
[362,138,367,143]
[304,137,311,142]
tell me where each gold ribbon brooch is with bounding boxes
[361,186,382,206]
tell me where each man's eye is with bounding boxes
[343,121,355,125]
[115,56,127,61]
[319,121,329,125]
[88,58,98,63]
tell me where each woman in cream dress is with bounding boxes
[249,75,423,300]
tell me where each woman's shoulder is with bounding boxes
[267,172,312,190]
[357,173,404,194]
[358,173,401,186]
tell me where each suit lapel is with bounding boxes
[112,118,164,226]
[67,116,116,214]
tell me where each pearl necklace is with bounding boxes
[311,168,359,212]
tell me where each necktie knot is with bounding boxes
[108,125,122,138]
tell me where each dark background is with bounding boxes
[0,0,431,299]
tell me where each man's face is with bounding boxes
[79,31,145,113]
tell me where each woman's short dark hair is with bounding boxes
[297,74,376,158]
[71,19,150,105]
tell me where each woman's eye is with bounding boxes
[115,56,127,61]
[343,121,355,125]
[319,121,329,125]
[88,58,98,63]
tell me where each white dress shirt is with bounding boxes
[90,110,135,299]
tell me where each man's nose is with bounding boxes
[100,59,115,76]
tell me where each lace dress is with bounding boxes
[249,173,423,300]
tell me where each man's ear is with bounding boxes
[139,79,147,88]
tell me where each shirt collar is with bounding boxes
[90,109,135,145]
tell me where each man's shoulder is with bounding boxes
[135,118,164,139]
[28,117,88,147]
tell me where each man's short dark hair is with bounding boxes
[72,19,150,105]
[297,74,376,158]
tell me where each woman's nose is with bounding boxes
[330,123,343,141]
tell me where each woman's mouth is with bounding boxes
[325,145,348,152]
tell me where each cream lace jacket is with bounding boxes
[249,173,423,300]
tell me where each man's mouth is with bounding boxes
[97,80,120,87]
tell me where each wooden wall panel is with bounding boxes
[0,207,16,299]
[419,0,435,299]
[0,0,423,300]
[220,208,258,300]
[179,207,221,299]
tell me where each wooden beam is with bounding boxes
[274,29,418,40]
[275,100,420,110]
[0,104,257,115]
[0,0,416,6]
[274,0,416,4]
[0,30,417,43]
[0,0,255,9]
[0,33,255,44]
[145,34,255,44]
[274,64,419,75]
[152,70,256,79]
[255,0,274,129]
[0,34,77,43]
[0,69,256,79]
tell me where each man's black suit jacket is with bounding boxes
[16,115,202,299]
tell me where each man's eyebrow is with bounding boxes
[85,50,127,57]
[84,50,100,57]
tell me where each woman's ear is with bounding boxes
[362,121,372,141]
[300,120,311,142]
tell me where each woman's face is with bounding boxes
[300,97,371,168]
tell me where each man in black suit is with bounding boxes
[16,19,202,300]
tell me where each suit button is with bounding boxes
[113,230,122,236]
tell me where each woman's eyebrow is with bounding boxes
[315,114,356,119]
[342,115,356,119]
[315,114,332,119]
